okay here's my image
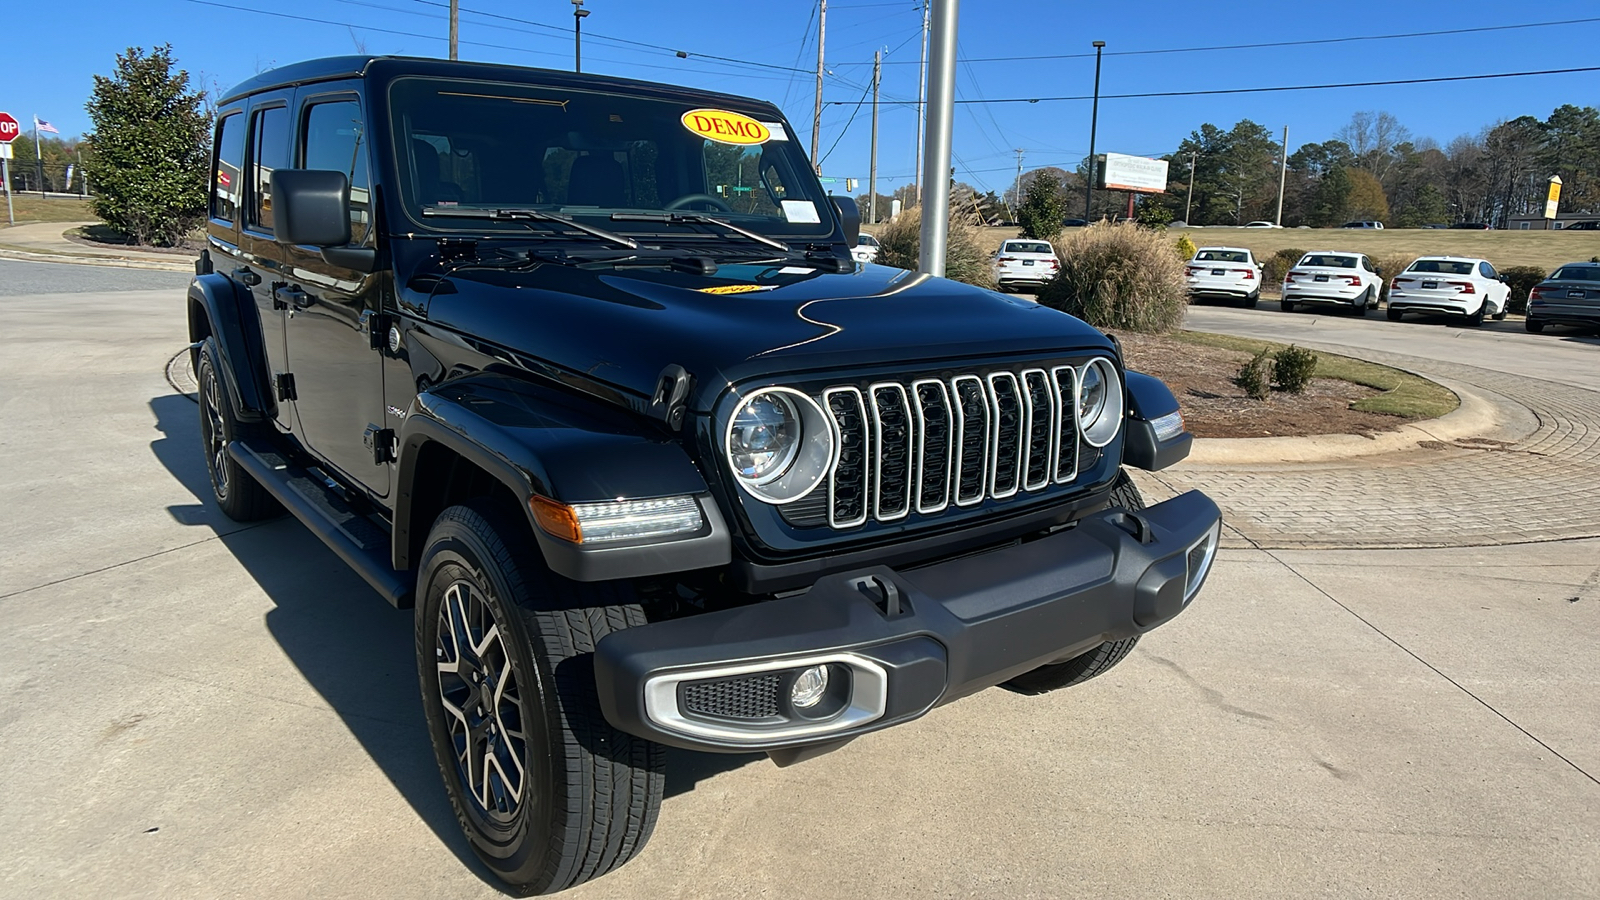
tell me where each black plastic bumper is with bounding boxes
[594,490,1222,754]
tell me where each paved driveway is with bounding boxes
[1,260,1596,898]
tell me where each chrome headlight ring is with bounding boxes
[1077,357,1124,448]
[723,386,835,505]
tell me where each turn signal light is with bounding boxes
[530,496,583,543]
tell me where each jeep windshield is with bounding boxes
[388,76,836,245]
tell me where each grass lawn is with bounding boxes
[1172,331,1459,419]
[932,224,1600,274]
[0,194,94,226]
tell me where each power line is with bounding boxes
[830,66,1600,106]
[819,78,874,165]
[838,16,1600,66]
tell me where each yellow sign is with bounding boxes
[1546,176,1563,220]
[681,109,771,146]
[698,284,776,295]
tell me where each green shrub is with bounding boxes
[876,207,996,289]
[1017,173,1067,240]
[1035,222,1187,334]
[1235,348,1271,401]
[1372,253,1415,302]
[1272,345,1318,394]
[1500,265,1548,315]
[1262,248,1306,287]
[1175,233,1197,260]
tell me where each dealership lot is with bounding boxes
[1,260,1596,898]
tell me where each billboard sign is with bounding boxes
[1099,153,1169,194]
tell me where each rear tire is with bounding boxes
[1466,302,1485,327]
[417,502,664,895]
[196,338,279,522]
[1386,306,1403,322]
[1280,300,1297,313]
[1242,291,1259,309]
[1525,318,1545,333]
[1351,290,1370,316]
[1002,471,1144,695]
[1492,303,1508,321]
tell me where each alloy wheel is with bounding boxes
[200,362,230,500]
[436,579,530,824]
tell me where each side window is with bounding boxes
[302,100,371,244]
[1362,257,1375,272]
[1480,261,1497,279]
[249,105,290,231]
[212,113,245,223]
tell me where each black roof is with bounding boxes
[218,55,781,113]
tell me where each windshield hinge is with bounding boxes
[648,364,694,431]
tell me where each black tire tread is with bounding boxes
[420,503,662,895]
[197,340,279,522]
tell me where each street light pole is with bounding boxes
[572,0,589,73]
[448,0,458,60]
[917,0,958,277]
[1275,125,1289,227]
[1084,40,1104,220]
[1185,150,1196,223]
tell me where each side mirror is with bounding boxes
[273,169,352,247]
[830,195,860,248]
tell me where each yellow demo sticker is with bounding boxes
[698,284,777,295]
[681,108,771,146]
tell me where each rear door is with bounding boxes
[281,87,390,496]
[238,92,297,433]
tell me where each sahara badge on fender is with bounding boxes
[681,109,771,146]
[698,284,778,295]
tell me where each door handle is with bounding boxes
[274,285,312,310]
[232,267,261,287]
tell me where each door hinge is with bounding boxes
[274,373,297,402]
[364,425,397,464]
[361,310,392,351]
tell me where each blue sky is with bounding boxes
[4,0,1597,195]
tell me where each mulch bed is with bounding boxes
[1114,332,1411,439]
[68,224,204,255]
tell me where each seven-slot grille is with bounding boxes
[814,366,1084,530]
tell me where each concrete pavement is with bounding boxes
[0,220,196,272]
[1,262,1597,898]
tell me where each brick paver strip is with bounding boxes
[1146,348,1600,549]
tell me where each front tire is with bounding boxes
[1003,472,1144,695]
[417,503,664,894]
[196,338,279,522]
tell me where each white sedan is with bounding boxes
[1185,247,1262,307]
[1281,251,1384,315]
[991,239,1059,292]
[852,233,881,264]
[1386,256,1511,326]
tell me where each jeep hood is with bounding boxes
[419,260,1114,410]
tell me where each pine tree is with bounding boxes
[82,45,211,246]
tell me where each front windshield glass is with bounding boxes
[388,76,835,240]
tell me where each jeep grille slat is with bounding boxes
[808,365,1085,530]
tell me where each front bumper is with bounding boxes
[594,490,1222,755]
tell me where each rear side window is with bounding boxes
[212,113,245,223]
[1479,261,1497,279]
[249,105,290,231]
[302,100,372,244]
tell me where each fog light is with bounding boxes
[789,665,830,708]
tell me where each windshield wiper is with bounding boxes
[422,206,638,250]
[611,212,791,254]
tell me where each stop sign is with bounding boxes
[0,112,18,143]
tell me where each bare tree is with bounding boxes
[1337,110,1411,183]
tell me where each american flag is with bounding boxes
[34,116,58,134]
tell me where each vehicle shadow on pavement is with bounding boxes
[147,392,756,880]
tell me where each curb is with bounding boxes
[1183,374,1520,465]
[0,245,195,273]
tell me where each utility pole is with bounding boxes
[913,1,929,206]
[1012,148,1024,221]
[811,0,827,173]
[448,0,458,60]
[917,0,958,277]
[1184,150,1196,223]
[573,0,589,73]
[869,49,881,224]
[1084,40,1104,220]
[1275,124,1289,227]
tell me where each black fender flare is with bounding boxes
[393,372,730,581]
[187,273,270,422]
[1123,370,1192,472]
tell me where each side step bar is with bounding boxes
[229,439,415,608]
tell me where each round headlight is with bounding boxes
[1077,358,1124,448]
[728,393,800,485]
[724,387,834,504]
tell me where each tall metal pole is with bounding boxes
[1184,150,1196,223]
[913,2,929,206]
[917,0,958,277]
[448,0,458,60]
[869,50,880,224]
[1012,148,1024,221]
[2,158,13,226]
[1275,124,1289,226]
[811,0,827,173]
[1084,41,1104,220]
[573,1,589,73]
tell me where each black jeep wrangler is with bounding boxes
[189,55,1221,893]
